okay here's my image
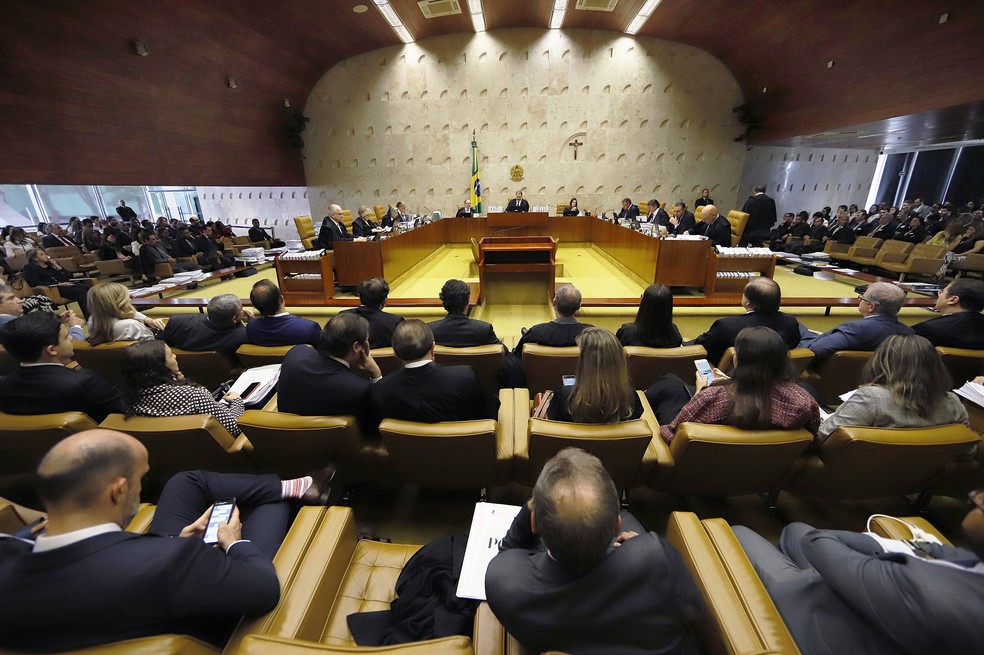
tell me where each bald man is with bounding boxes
[0,430,331,652]
[513,284,593,354]
[692,204,732,248]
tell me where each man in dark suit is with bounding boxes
[668,201,696,235]
[513,284,593,354]
[0,429,334,652]
[162,293,249,359]
[455,200,474,217]
[913,279,984,350]
[318,204,365,249]
[866,211,897,241]
[428,278,500,347]
[115,199,137,221]
[194,225,234,269]
[691,204,732,248]
[740,184,777,246]
[170,225,201,259]
[248,218,284,247]
[506,190,530,213]
[691,278,802,365]
[40,224,79,248]
[733,496,984,655]
[340,277,404,348]
[277,312,380,423]
[246,280,322,346]
[0,312,124,422]
[371,319,498,423]
[140,232,200,275]
[801,282,914,360]
[616,197,640,220]
[486,447,704,655]
[643,198,670,229]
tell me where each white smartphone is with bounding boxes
[203,498,236,545]
[562,375,576,386]
[694,359,715,382]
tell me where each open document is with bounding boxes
[229,364,281,406]
[456,502,523,601]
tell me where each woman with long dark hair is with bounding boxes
[546,328,642,423]
[616,284,682,348]
[818,335,968,443]
[120,340,244,436]
[659,326,819,443]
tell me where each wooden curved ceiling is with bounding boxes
[0,0,981,186]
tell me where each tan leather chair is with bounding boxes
[717,347,814,377]
[877,243,947,281]
[171,348,241,390]
[93,258,135,283]
[809,350,874,406]
[841,236,884,263]
[665,512,802,655]
[726,210,749,247]
[521,344,580,393]
[0,497,46,534]
[651,423,813,497]
[293,215,317,250]
[850,239,912,268]
[225,505,475,655]
[236,344,302,368]
[513,388,661,491]
[376,389,514,492]
[341,209,354,232]
[71,340,136,388]
[0,411,98,476]
[373,204,387,221]
[624,345,707,389]
[774,424,980,504]
[954,252,984,276]
[868,515,951,544]
[369,347,402,376]
[99,414,257,477]
[434,344,506,393]
[935,346,984,387]
[823,238,852,258]
[238,410,380,480]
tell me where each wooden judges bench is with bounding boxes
[292,214,774,306]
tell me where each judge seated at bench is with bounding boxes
[506,190,530,213]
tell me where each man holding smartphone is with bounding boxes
[0,429,333,652]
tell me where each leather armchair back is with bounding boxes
[624,344,707,389]
[0,411,98,476]
[434,344,506,393]
[521,344,579,394]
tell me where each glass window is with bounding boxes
[34,185,101,223]
[0,184,38,226]
[97,186,151,220]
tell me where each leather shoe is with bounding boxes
[301,464,337,505]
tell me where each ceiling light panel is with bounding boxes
[371,1,415,42]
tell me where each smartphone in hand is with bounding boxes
[694,359,715,383]
[203,498,236,545]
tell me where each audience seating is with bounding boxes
[935,346,984,387]
[376,389,514,494]
[839,236,884,263]
[152,257,198,280]
[170,348,241,390]
[520,344,579,393]
[863,239,916,271]
[0,496,47,535]
[369,347,402,376]
[651,423,814,498]
[877,243,947,281]
[772,423,980,506]
[822,238,852,258]
[71,340,135,388]
[225,505,476,655]
[99,414,257,478]
[726,210,749,247]
[93,258,139,284]
[237,410,382,480]
[717,347,814,377]
[868,514,950,544]
[953,252,984,276]
[0,411,98,478]
[665,512,803,655]
[808,350,873,406]
[513,388,661,492]
[235,344,300,368]
[434,344,506,393]
[624,344,707,389]
[293,215,317,250]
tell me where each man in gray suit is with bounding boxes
[733,492,984,655]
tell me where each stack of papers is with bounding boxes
[229,365,281,406]
[456,502,522,600]
[955,381,984,409]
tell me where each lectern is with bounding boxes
[478,235,557,303]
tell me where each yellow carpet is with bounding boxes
[138,245,937,341]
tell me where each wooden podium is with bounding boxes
[486,211,549,232]
[478,235,557,302]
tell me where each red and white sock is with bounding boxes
[281,476,313,499]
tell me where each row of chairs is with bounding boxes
[827,236,983,278]
[4,383,981,508]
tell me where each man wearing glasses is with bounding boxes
[800,282,913,360]
[732,491,984,654]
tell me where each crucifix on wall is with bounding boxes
[568,138,583,160]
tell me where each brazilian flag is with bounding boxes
[470,135,482,213]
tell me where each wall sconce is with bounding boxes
[228,76,238,89]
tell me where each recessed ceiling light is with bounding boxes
[827,60,835,68]
[625,0,662,35]
[371,1,415,42]
[469,0,485,32]
[353,4,368,13]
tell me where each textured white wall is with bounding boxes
[197,186,312,239]
[737,146,879,223]
[303,28,747,219]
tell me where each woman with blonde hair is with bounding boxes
[818,334,968,443]
[546,327,642,423]
[352,205,378,238]
[86,282,165,345]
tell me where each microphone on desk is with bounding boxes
[491,225,528,235]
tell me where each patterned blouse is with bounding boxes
[660,380,820,444]
[129,384,245,436]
